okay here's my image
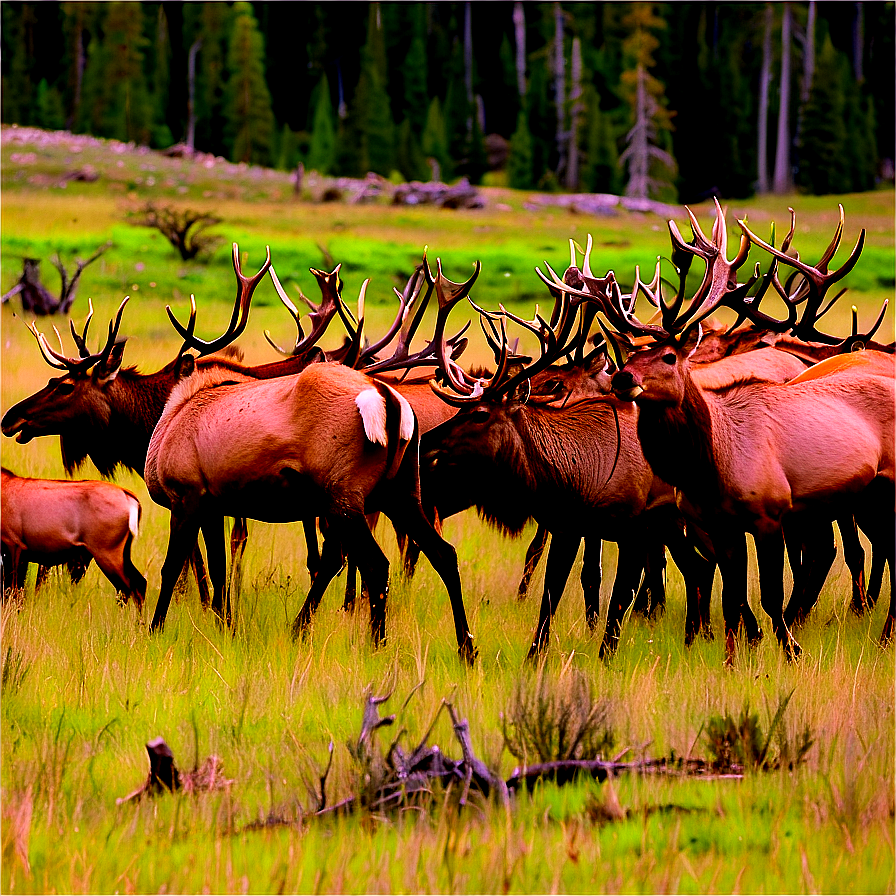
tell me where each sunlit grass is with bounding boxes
[1,128,894,893]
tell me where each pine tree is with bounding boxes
[79,2,154,144]
[396,118,430,182]
[507,109,534,189]
[223,2,275,165]
[618,3,677,200]
[184,2,229,157]
[581,90,621,194]
[401,6,429,136]
[796,34,849,195]
[307,74,336,175]
[35,79,66,130]
[422,96,449,181]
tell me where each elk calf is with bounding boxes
[1,468,146,607]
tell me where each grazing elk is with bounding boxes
[145,257,481,664]
[577,200,894,657]
[1,467,145,607]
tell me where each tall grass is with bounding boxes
[1,130,893,893]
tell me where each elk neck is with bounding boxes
[635,372,721,505]
[61,364,188,477]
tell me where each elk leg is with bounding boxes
[304,519,322,581]
[2,546,27,599]
[527,533,580,658]
[715,533,759,664]
[756,531,801,660]
[785,519,836,629]
[338,517,390,647]
[189,544,212,608]
[581,536,602,629]
[151,511,203,632]
[837,516,868,615]
[635,538,667,619]
[384,498,476,665]
[201,516,230,627]
[228,517,248,607]
[853,497,894,646]
[342,558,358,612]
[291,534,346,640]
[518,524,549,602]
[35,565,51,591]
[599,540,648,660]
[664,524,716,645]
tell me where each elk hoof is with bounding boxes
[458,641,478,666]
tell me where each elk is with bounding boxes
[423,261,724,659]
[1,245,359,619]
[144,257,481,664]
[572,200,894,656]
[1,467,146,607]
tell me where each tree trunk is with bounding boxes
[773,2,792,193]
[565,36,582,191]
[757,4,773,193]
[800,0,816,105]
[852,2,863,82]
[464,1,474,136]
[513,2,526,100]
[553,2,566,180]
[186,39,201,152]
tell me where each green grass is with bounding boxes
[1,127,894,894]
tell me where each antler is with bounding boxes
[27,296,129,373]
[363,255,478,376]
[168,242,272,357]
[736,204,866,344]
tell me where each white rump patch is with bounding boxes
[356,388,388,446]
[128,498,141,538]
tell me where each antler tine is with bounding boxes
[168,243,272,357]
[69,298,95,358]
[363,256,479,377]
[96,296,130,366]
[27,320,74,370]
[265,263,307,355]
[357,264,426,365]
[341,279,369,368]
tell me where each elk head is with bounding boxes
[1,296,131,455]
[540,200,880,407]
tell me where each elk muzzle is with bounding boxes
[611,369,643,402]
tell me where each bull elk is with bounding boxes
[568,200,894,657]
[144,257,480,664]
[1,467,146,607]
[0,244,360,620]
[423,257,726,658]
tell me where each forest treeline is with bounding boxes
[1,2,892,202]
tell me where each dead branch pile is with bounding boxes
[1,245,109,315]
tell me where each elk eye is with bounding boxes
[542,379,562,393]
[469,407,490,423]
[55,381,76,394]
[661,353,677,366]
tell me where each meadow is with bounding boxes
[1,127,894,894]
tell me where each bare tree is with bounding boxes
[186,39,201,154]
[757,4,774,193]
[565,36,583,191]
[553,2,567,180]
[131,203,222,261]
[513,2,526,100]
[800,0,816,105]
[773,2,793,193]
[1,245,110,316]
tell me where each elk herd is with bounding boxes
[2,201,893,666]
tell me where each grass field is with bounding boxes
[1,127,894,894]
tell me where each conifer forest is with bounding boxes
[1,1,893,201]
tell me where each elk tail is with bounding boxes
[378,382,416,480]
[128,496,142,538]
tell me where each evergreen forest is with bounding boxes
[1,1,893,202]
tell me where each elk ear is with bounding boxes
[174,353,196,380]
[679,323,703,358]
[94,339,127,384]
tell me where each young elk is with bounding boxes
[570,201,894,658]
[145,259,481,664]
[1,468,146,607]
